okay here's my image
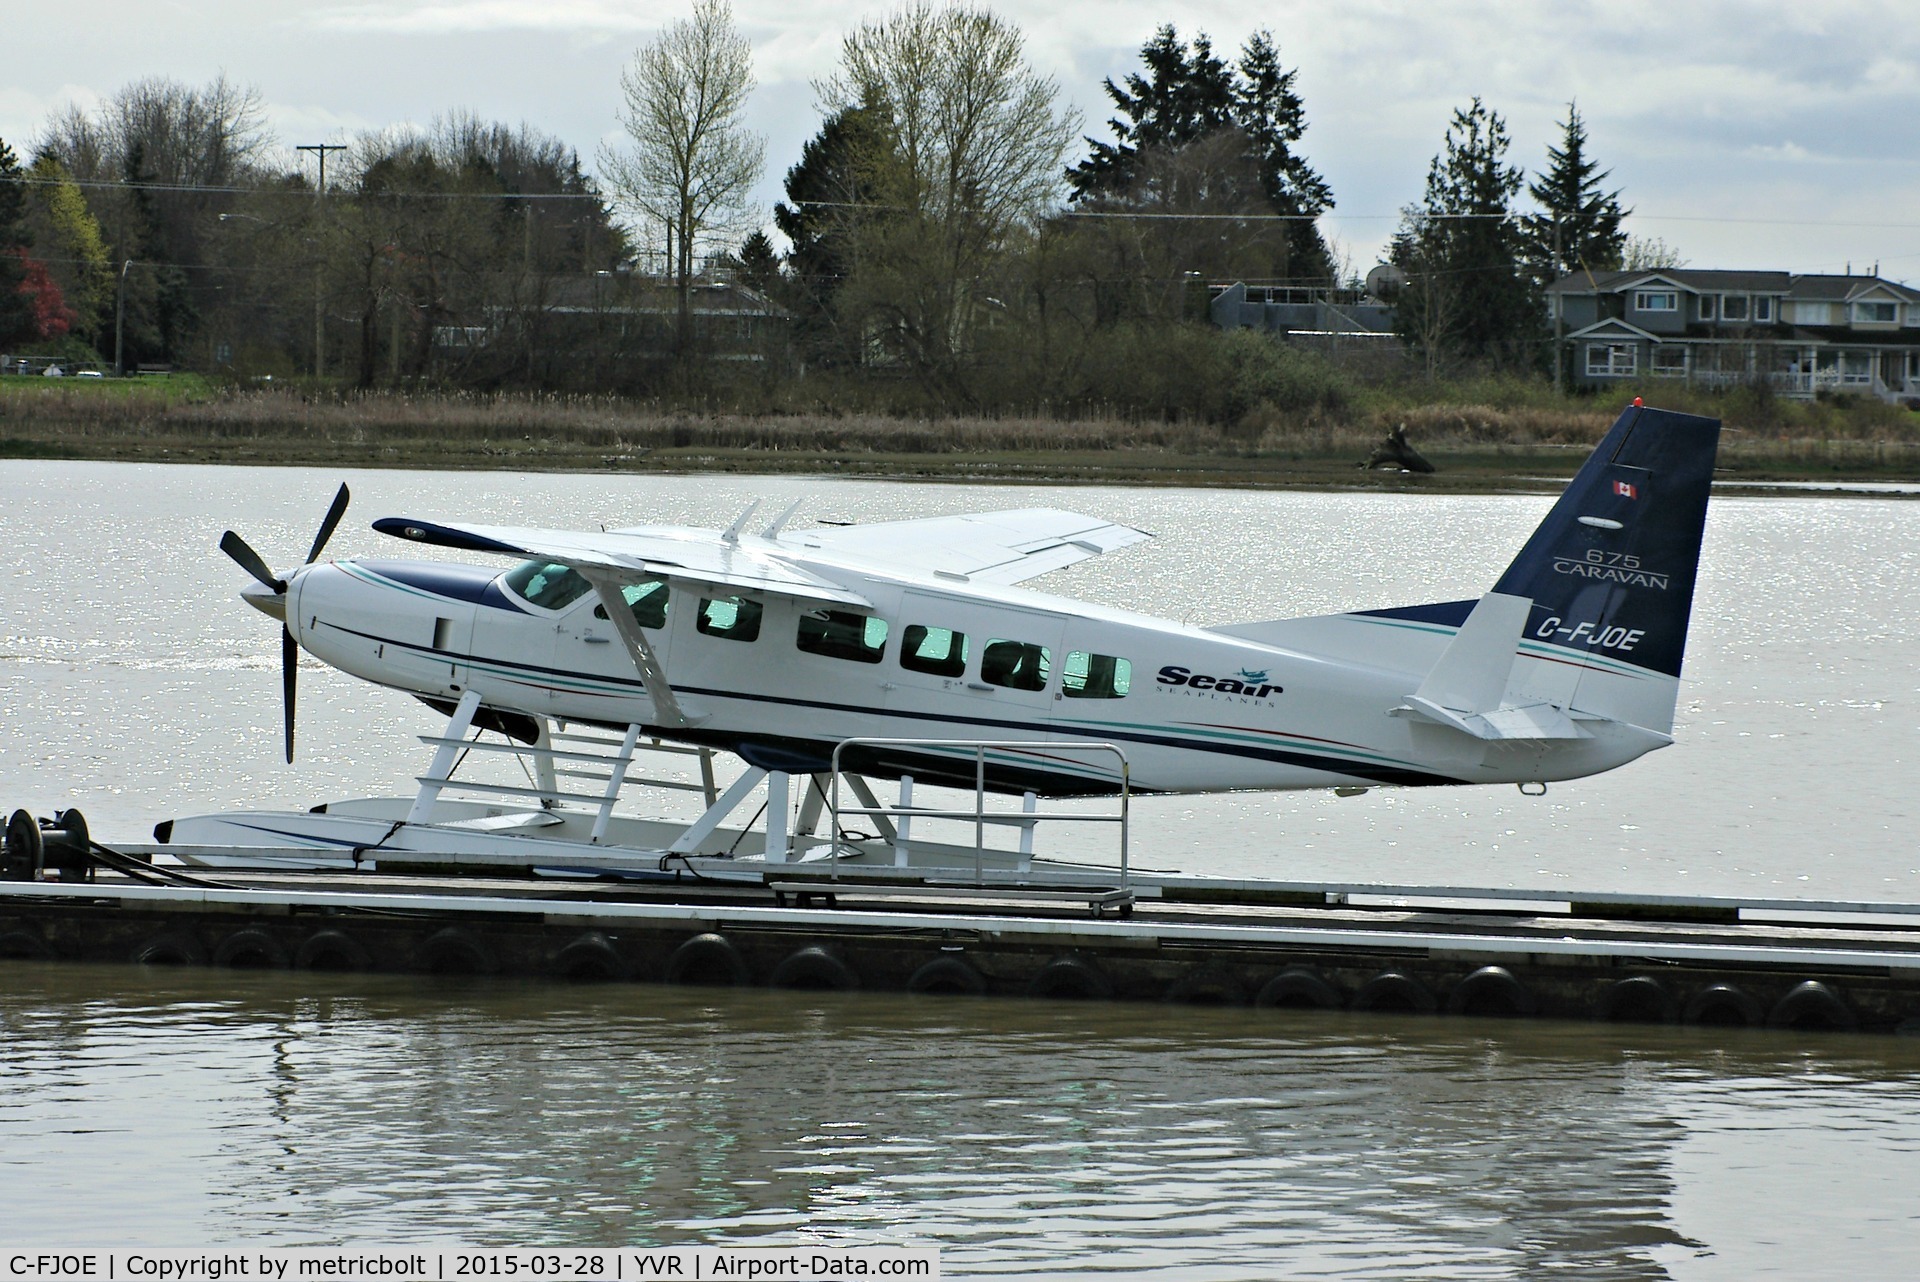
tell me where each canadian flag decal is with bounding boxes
[1614,480,1638,499]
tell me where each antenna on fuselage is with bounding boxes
[761,498,804,539]
[720,499,762,545]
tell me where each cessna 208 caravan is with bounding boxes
[218,403,1718,805]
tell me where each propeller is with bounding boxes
[219,483,350,763]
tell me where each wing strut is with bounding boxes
[579,571,700,728]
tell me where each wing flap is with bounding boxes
[789,508,1149,584]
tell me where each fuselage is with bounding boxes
[279,528,1669,797]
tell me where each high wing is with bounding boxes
[370,518,871,607]
[785,508,1151,584]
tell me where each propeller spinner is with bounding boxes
[220,483,350,762]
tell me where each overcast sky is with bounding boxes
[7,0,1919,279]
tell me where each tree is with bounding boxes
[772,98,897,365]
[816,1,1078,394]
[1068,26,1333,282]
[0,138,32,347]
[601,0,765,358]
[24,155,112,344]
[1391,98,1537,371]
[1621,235,1686,270]
[1520,103,1627,284]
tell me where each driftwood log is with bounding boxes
[1360,424,1436,473]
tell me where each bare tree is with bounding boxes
[816,2,1078,395]
[601,0,764,357]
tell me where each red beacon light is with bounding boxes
[1632,396,1644,407]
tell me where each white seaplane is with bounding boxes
[163,402,1719,877]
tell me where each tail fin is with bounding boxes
[1492,403,1720,680]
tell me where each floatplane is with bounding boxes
[162,402,1719,881]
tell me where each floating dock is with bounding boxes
[5,852,1918,1035]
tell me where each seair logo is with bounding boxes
[1157,666,1284,699]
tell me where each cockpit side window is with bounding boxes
[593,578,670,630]
[698,595,762,642]
[504,560,593,611]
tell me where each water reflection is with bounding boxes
[8,964,1920,1275]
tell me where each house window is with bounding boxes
[1586,342,1637,377]
[1753,296,1775,323]
[1722,295,1749,322]
[1062,652,1132,699]
[796,610,887,663]
[1634,291,1678,313]
[1854,301,1898,324]
[1651,346,1689,376]
[1841,351,1872,384]
[1699,295,1717,321]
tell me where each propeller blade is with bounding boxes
[220,530,285,594]
[306,483,352,565]
[281,625,298,763]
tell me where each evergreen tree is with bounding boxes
[1520,103,1627,283]
[772,99,898,364]
[0,138,34,348]
[1391,99,1538,370]
[1069,26,1333,280]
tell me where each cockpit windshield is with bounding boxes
[503,560,593,611]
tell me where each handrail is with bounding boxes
[827,738,1129,888]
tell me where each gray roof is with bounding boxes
[1550,268,1916,302]
[1789,274,1920,303]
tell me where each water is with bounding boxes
[3,461,1920,1273]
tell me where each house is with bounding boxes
[1209,282,1395,340]
[1547,269,1920,405]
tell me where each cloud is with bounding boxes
[307,1,658,36]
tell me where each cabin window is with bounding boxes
[900,624,968,677]
[981,639,1051,691]
[697,595,762,642]
[1063,652,1131,699]
[796,609,887,663]
[505,560,594,611]
[1633,290,1677,312]
[592,577,669,629]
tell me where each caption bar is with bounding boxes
[3,1253,938,1282]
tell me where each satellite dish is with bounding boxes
[1365,264,1408,299]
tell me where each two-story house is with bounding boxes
[1547,269,1920,405]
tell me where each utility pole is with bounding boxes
[1551,219,1564,391]
[114,259,135,377]
[296,143,347,379]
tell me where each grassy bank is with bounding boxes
[3,375,1915,492]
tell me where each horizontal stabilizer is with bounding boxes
[1394,696,1586,740]
[1413,591,1532,714]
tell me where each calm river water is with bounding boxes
[3,460,1919,1276]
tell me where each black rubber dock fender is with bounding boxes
[1767,980,1857,1032]
[1448,965,1536,1018]
[1595,975,1678,1024]
[212,928,289,970]
[414,927,495,976]
[131,931,205,966]
[1352,970,1437,1014]
[294,930,371,972]
[1254,966,1344,1011]
[769,944,859,991]
[907,955,987,996]
[1682,983,1763,1028]
[1164,963,1247,1006]
[0,929,52,960]
[1026,955,1113,1000]
[664,932,751,986]
[551,931,626,982]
